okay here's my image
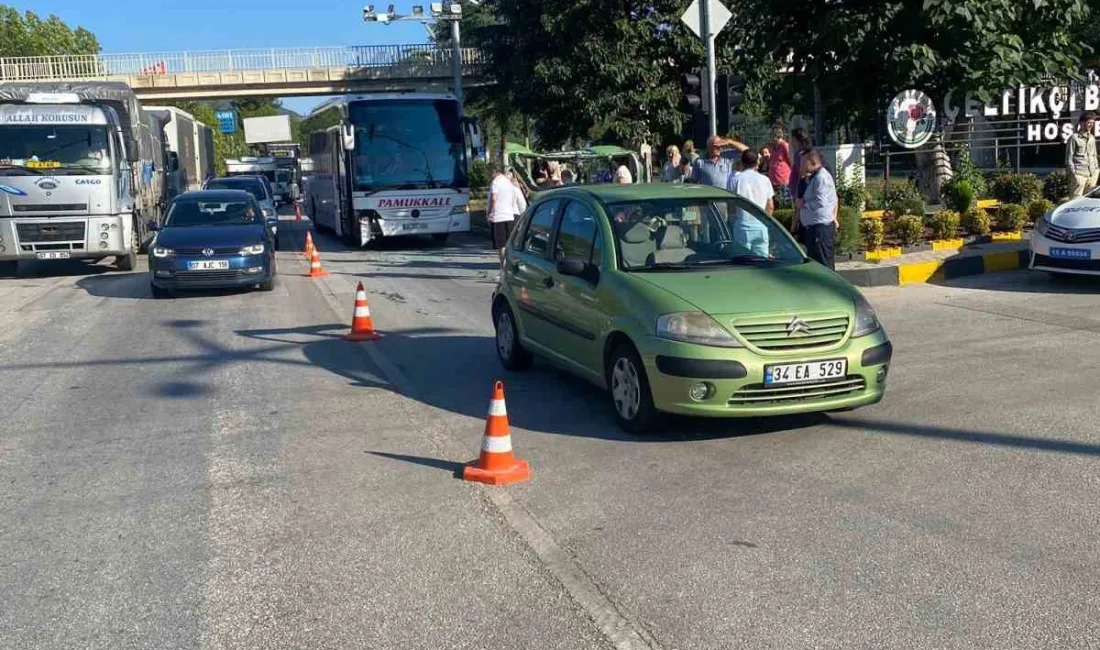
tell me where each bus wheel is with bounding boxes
[431,233,449,244]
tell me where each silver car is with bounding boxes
[202,175,280,246]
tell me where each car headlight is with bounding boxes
[152,246,173,258]
[853,295,881,337]
[239,243,265,255]
[1035,213,1052,236]
[262,208,276,218]
[656,312,743,348]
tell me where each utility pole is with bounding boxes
[701,0,717,138]
[680,0,731,140]
[450,18,463,115]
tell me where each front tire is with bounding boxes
[150,282,171,299]
[431,232,449,243]
[494,301,532,371]
[116,220,138,271]
[608,342,661,434]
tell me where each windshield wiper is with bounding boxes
[696,255,782,266]
[631,261,692,271]
[0,164,41,176]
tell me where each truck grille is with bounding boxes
[728,376,866,405]
[16,222,86,243]
[731,314,850,351]
[12,203,88,212]
[1043,225,1100,244]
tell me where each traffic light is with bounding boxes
[715,74,747,135]
[681,73,702,112]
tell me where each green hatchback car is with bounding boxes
[491,183,892,432]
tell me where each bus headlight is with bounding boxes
[450,204,468,215]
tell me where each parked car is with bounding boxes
[491,183,892,432]
[1030,185,1100,276]
[203,175,279,247]
[148,190,276,298]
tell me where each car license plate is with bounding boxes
[765,359,847,386]
[187,260,230,271]
[1049,247,1091,260]
[35,251,70,260]
[401,222,426,231]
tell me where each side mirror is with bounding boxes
[342,124,356,151]
[146,220,159,232]
[556,258,587,277]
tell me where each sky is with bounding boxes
[26,1,434,115]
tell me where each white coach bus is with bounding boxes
[302,93,481,246]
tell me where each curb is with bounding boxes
[840,247,1030,287]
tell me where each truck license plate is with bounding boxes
[188,260,230,271]
[765,359,847,386]
[36,251,70,260]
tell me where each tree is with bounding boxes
[0,6,100,57]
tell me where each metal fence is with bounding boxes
[0,44,487,81]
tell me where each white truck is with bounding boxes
[143,105,215,198]
[0,82,165,274]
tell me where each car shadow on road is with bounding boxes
[931,269,1100,294]
[76,272,260,300]
[235,323,826,443]
[8,258,118,279]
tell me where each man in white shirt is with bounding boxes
[614,163,633,184]
[487,165,517,263]
[726,149,774,257]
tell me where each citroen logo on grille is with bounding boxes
[202,248,215,257]
[786,316,811,337]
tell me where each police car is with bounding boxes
[1031,186,1100,276]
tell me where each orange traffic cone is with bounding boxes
[300,231,314,259]
[463,381,531,485]
[344,282,381,341]
[295,202,303,222]
[306,244,329,278]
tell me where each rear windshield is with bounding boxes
[206,178,267,202]
[166,199,259,227]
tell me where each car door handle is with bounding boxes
[542,276,555,289]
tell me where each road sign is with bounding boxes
[679,0,732,40]
[214,110,237,134]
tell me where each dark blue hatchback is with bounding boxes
[148,190,277,298]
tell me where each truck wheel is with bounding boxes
[116,221,138,271]
[0,261,17,277]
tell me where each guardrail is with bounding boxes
[0,44,486,81]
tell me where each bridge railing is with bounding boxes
[0,45,486,81]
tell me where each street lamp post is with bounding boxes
[362,3,466,115]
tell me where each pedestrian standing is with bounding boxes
[768,125,793,201]
[1067,111,1098,198]
[487,165,517,268]
[614,161,633,184]
[662,145,682,182]
[797,149,838,269]
[683,140,700,165]
[727,149,775,257]
[789,128,812,223]
[692,135,747,188]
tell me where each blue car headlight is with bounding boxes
[239,243,265,256]
[152,246,173,258]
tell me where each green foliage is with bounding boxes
[771,208,794,230]
[469,159,490,189]
[837,206,861,255]
[860,217,885,251]
[0,6,99,56]
[951,149,987,199]
[893,214,924,246]
[991,173,1043,205]
[1027,198,1054,224]
[882,180,924,209]
[994,204,1027,232]
[1043,170,1075,204]
[942,179,975,213]
[836,173,867,210]
[888,197,925,219]
[962,207,992,236]
[930,210,961,240]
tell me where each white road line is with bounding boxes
[314,276,662,650]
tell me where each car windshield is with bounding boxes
[607,197,805,270]
[166,199,259,227]
[206,179,266,202]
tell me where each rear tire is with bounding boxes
[607,342,662,434]
[493,301,532,371]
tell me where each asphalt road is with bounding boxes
[2,211,1099,649]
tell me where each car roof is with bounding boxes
[208,176,265,184]
[175,189,256,201]
[538,183,733,204]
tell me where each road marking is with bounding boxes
[313,276,662,650]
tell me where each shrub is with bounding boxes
[882,179,923,207]
[952,149,987,199]
[860,217,885,250]
[1027,198,1054,224]
[771,208,794,230]
[893,214,924,246]
[930,210,961,240]
[994,204,1027,232]
[837,205,861,255]
[888,197,925,218]
[1043,170,1074,204]
[991,173,1042,205]
[469,159,490,189]
[942,179,975,213]
[837,174,867,211]
[962,207,991,236]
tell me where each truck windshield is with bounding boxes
[205,178,268,202]
[349,99,467,191]
[0,125,111,175]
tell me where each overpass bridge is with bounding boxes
[0,44,489,101]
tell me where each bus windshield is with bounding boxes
[0,125,112,175]
[349,99,467,191]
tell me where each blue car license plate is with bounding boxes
[1050,247,1091,260]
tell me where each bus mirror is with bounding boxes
[342,124,355,151]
